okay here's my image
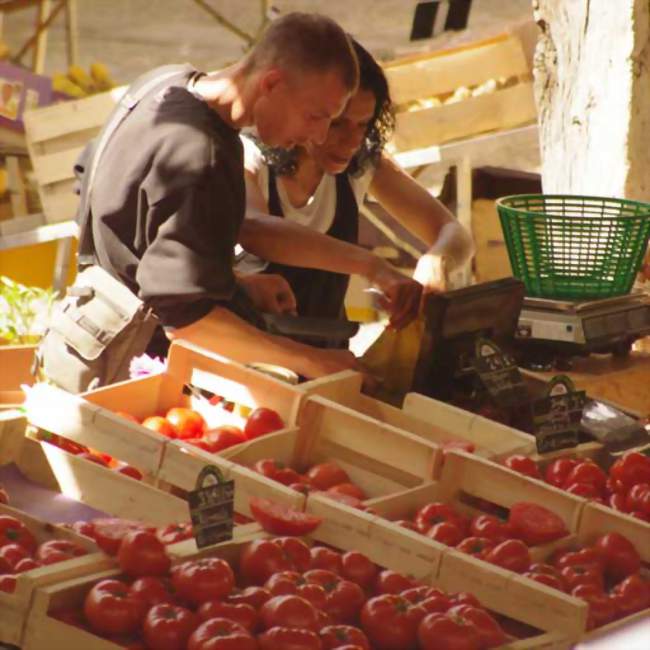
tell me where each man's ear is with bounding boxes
[258,68,284,96]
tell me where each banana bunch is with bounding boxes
[52,63,116,98]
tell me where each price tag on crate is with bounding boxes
[532,375,586,454]
[471,338,529,408]
[188,465,234,549]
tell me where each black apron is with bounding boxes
[263,169,359,347]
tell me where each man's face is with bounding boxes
[253,68,352,149]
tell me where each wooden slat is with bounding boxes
[39,181,79,223]
[31,146,84,186]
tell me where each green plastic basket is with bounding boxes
[496,194,650,300]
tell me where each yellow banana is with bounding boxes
[90,62,116,91]
[52,72,86,98]
[67,65,96,94]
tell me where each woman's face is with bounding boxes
[305,88,376,175]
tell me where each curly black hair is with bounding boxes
[254,38,395,178]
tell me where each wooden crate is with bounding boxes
[383,33,536,153]
[0,411,189,525]
[300,371,535,460]
[0,502,109,646]
[0,344,35,408]
[23,89,123,224]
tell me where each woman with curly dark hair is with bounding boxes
[238,39,473,335]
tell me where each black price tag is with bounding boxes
[188,465,234,549]
[532,376,585,454]
[472,338,529,408]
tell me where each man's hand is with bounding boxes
[413,253,448,294]
[368,259,422,330]
[238,273,297,315]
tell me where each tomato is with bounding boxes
[71,520,97,540]
[310,546,343,574]
[165,407,206,439]
[426,522,464,546]
[401,586,451,617]
[502,455,542,480]
[320,624,370,649]
[485,539,531,573]
[418,612,482,650]
[203,426,247,452]
[276,537,312,572]
[142,416,177,439]
[198,600,258,631]
[522,572,566,592]
[249,497,323,536]
[608,492,629,512]
[306,463,350,491]
[455,537,495,559]
[303,569,366,623]
[0,485,8,505]
[394,519,418,532]
[130,576,177,606]
[564,463,607,493]
[446,605,507,648]
[78,451,110,467]
[142,603,198,650]
[0,515,37,553]
[172,557,235,605]
[0,574,16,593]
[508,502,568,546]
[360,594,419,650]
[228,585,272,609]
[609,452,650,490]
[559,565,604,592]
[91,518,152,556]
[240,539,295,585]
[260,594,320,631]
[114,463,143,481]
[611,574,650,617]
[57,436,89,455]
[374,569,416,595]
[118,529,171,577]
[253,459,304,486]
[13,557,41,573]
[552,548,604,572]
[188,618,257,650]
[265,571,328,610]
[468,514,512,543]
[340,551,378,591]
[35,539,87,565]
[594,532,641,581]
[115,411,140,424]
[0,543,30,572]
[258,625,322,650]
[544,458,579,488]
[244,407,285,439]
[529,562,564,577]
[83,579,147,636]
[156,522,194,545]
[565,481,604,500]
[571,584,618,629]
[327,483,367,501]
[413,503,469,535]
[625,483,650,514]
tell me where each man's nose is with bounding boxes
[309,120,330,146]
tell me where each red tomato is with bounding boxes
[197,599,258,631]
[446,604,507,648]
[276,537,312,573]
[418,612,482,650]
[559,565,604,592]
[609,452,650,490]
[0,543,30,572]
[35,539,87,565]
[401,586,451,617]
[142,416,177,439]
[203,426,247,452]
[83,579,147,636]
[245,407,285,439]
[142,603,198,650]
[611,574,650,617]
[260,594,320,632]
[522,571,566,592]
[543,458,579,488]
[115,411,140,424]
[172,557,235,606]
[310,546,343,574]
[360,594,419,650]
[0,574,16,593]
[253,459,304,486]
[91,518,152,556]
[265,571,328,610]
[374,569,416,595]
[13,557,41,573]
[327,483,367,501]
[469,515,512,542]
[249,497,322,536]
[58,437,90,455]
[608,492,629,512]
[455,537,495,559]
[594,532,641,581]
[565,481,604,500]
[413,503,469,535]
[303,569,366,623]
[156,522,194,545]
[571,584,618,629]
[228,585,272,609]
[552,548,605,572]
[240,539,296,585]
[320,624,370,649]
[188,618,256,650]
[508,502,568,546]
[502,455,542,480]
[564,462,607,493]
[625,483,650,514]
[340,551,378,590]
[0,515,37,553]
[130,576,176,607]
[426,522,464,546]
[165,407,206,439]
[306,462,350,491]
[71,520,97,540]
[258,625,322,650]
[78,451,110,467]
[114,463,143,481]
[485,539,531,573]
[117,529,171,577]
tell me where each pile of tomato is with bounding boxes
[52,530,515,650]
[0,513,89,594]
[503,451,650,522]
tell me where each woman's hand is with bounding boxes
[238,273,297,314]
[413,253,448,293]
